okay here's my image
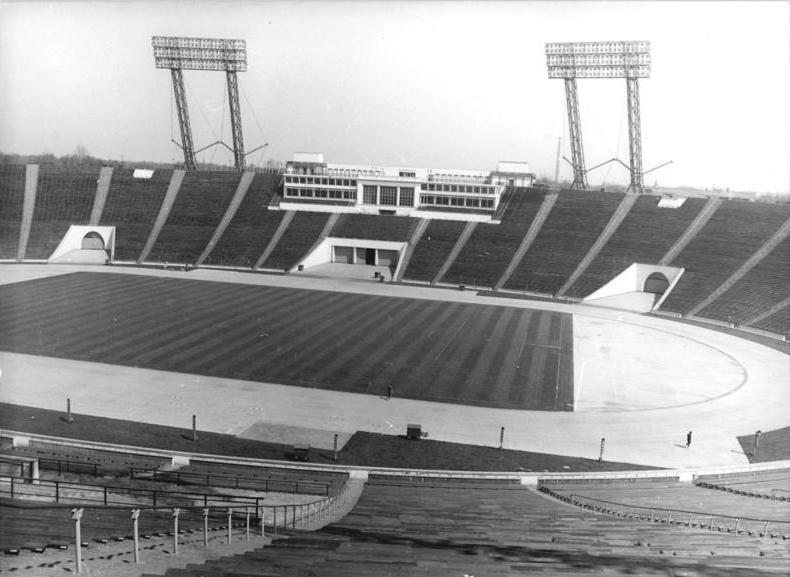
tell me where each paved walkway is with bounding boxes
[0,264,788,471]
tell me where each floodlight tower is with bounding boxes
[546,41,651,193]
[563,76,587,190]
[153,36,249,171]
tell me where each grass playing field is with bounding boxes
[0,272,574,411]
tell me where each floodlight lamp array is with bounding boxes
[546,41,650,55]
[152,36,247,71]
[545,41,650,79]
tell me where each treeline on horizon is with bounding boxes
[0,151,786,201]
[0,151,285,173]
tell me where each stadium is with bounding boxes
[1,5,790,577]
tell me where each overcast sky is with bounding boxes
[1,1,788,193]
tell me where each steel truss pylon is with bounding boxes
[170,68,197,171]
[625,77,643,193]
[564,78,588,190]
[226,70,246,171]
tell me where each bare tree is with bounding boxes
[74,145,89,161]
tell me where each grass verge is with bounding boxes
[0,402,655,472]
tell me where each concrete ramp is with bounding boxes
[49,249,108,265]
[583,291,657,313]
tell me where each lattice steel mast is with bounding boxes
[225,69,246,170]
[625,77,643,192]
[169,68,197,170]
[153,36,249,171]
[564,77,588,190]
[546,41,651,193]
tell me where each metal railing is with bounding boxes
[0,474,270,510]
[1,474,349,525]
[2,482,352,571]
[10,453,335,497]
[38,457,103,477]
[695,480,790,501]
[130,467,332,496]
[557,490,790,537]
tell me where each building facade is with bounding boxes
[281,153,533,222]
[490,161,537,188]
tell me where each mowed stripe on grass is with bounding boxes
[0,272,574,411]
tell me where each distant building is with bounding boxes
[281,153,532,222]
[489,161,536,188]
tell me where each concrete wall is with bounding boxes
[48,225,116,261]
[584,263,684,307]
[298,237,407,277]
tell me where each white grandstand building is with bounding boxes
[281,152,535,222]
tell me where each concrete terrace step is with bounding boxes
[558,193,638,297]
[494,192,558,290]
[137,170,185,264]
[394,217,430,282]
[690,215,790,316]
[432,220,477,285]
[16,165,39,262]
[253,209,294,269]
[89,166,114,225]
[660,196,722,265]
[196,171,256,267]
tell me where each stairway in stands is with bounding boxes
[393,218,430,282]
[196,172,256,266]
[137,170,186,264]
[494,192,558,290]
[254,210,295,269]
[689,216,790,317]
[557,193,638,297]
[659,197,722,265]
[432,221,477,285]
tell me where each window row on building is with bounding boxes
[362,185,414,207]
[284,187,357,200]
[284,175,358,187]
[419,195,495,209]
[325,168,385,177]
[281,153,512,219]
[420,183,496,195]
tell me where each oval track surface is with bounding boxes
[1,265,787,469]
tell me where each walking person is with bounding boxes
[387,384,393,401]
[686,430,692,448]
[752,430,762,457]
